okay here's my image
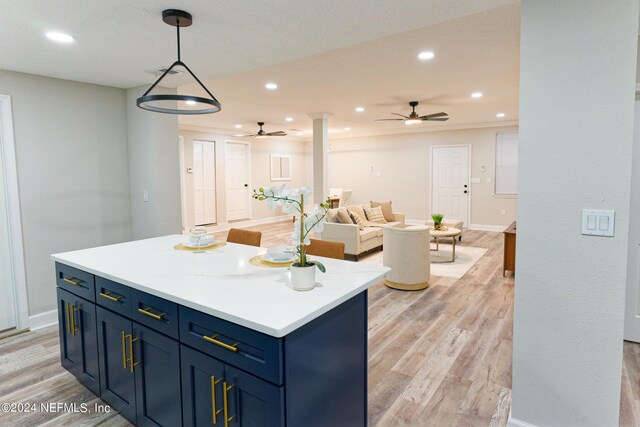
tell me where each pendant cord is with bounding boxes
[176,21,181,61]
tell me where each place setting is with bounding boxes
[173,226,226,253]
[250,245,295,268]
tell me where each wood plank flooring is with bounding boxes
[0,222,637,426]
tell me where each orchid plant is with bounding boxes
[253,185,330,272]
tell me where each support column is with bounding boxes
[308,113,331,204]
[511,1,639,426]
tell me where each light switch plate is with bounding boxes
[581,209,615,237]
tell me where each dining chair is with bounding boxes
[227,228,262,247]
[305,238,345,260]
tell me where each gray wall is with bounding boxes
[511,1,639,425]
[0,70,132,316]
[126,86,181,239]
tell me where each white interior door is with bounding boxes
[225,142,250,221]
[431,146,470,226]
[624,101,640,343]
[192,140,217,226]
[0,130,17,332]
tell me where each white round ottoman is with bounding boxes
[382,225,431,291]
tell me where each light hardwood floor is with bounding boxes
[0,222,638,426]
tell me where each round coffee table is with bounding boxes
[430,227,461,263]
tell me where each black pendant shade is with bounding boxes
[137,9,221,115]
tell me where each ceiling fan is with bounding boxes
[375,101,449,125]
[242,122,287,138]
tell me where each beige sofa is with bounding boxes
[320,204,405,260]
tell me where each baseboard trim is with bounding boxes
[508,416,538,427]
[468,223,508,232]
[29,309,58,331]
[198,215,293,234]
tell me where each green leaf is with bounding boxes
[315,261,326,273]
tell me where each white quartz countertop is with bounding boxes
[51,235,388,337]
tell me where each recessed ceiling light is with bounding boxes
[417,51,435,61]
[234,124,242,128]
[185,100,196,106]
[496,113,506,118]
[344,127,351,131]
[46,32,74,43]
[471,92,483,98]
[285,117,293,122]
[265,83,278,90]
[355,107,365,112]
[233,134,244,137]
[297,132,303,136]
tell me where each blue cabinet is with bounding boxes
[181,345,284,427]
[56,287,100,395]
[96,307,182,425]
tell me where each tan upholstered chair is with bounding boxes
[227,228,262,247]
[382,225,430,290]
[305,239,345,260]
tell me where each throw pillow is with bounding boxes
[326,208,340,223]
[371,200,395,222]
[336,208,354,224]
[348,212,365,230]
[347,205,367,222]
[364,206,387,223]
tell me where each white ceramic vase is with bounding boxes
[290,263,316,291]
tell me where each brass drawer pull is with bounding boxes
[100,291,123,303]
[211,375,222,424]
[63,277,81,286]
[203,334,239,352]
[137,307,165,320]
[65,303,71,335]
[223,382,236,427]
[121,331,127,369]
[126,334,140,373]
[70,306,78,336]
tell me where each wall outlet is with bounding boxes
[143,190,149,202]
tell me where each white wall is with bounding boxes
[179,129,309,228]
[126,86,181,239]
[511,1,639,426]
[328,126,518,227]
[0,70,132,317]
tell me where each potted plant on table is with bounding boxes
[253,185,330,291]
[431,213,446,231]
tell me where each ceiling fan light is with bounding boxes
[405,118,422,125]
[255,135,268,139]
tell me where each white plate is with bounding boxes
[183,240,216,249]
[261,253,295,263]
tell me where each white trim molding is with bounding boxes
[29,309,58,331]
[468,223,508,232]
[0,94,29,331]
[508,416,539,427]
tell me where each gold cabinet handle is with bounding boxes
[211,376,222,424]
[99,291,123,303]
[137,307,165,320]
[71,306,78,336]
[65,303,70,335]
[203,335,239,353]
[121,331,127,369]
[223,382,236,427]
[126,334,140,374]
[63,277,80,286]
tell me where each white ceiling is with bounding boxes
[1,0,521,138]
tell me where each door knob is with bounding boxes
[464,190,468,194]
[244,184,248,187]
[464,184,468,188]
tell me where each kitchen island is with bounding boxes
[52,235,388,427]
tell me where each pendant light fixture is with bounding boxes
[137,9,221,115]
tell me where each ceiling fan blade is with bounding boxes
[424,117,449,121]
[374,118,404,121]
[391,113,409,118]
[420,112,448,119]
[266,131,287,136]
[241,134,257,137]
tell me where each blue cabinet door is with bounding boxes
[57,288,100,395]
[133,322,182,426]
[180,345,225,426]
[224,366,284,427]
[97,307,136,422]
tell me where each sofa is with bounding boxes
[320,203,405,260]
